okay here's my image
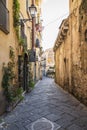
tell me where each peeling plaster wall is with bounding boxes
[71,0,87,105]
[54,0,87,105]
[55,31,71,91]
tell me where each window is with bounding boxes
[20,23,25,38]
[0,0,9,34]
[20,22,27,49]
[85,30,87,41]
[81,16,83,20]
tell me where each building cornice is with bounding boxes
[53,18,69,52]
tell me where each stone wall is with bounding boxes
[55,30,71,90]
[0,0,31,115]
[54,0,87,105]
[71,0,87,105]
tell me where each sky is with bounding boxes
[42,0,69,50]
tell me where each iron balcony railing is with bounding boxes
[0,0,9,34]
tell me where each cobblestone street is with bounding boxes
[0,77,87,130]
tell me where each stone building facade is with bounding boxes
[0,0,42,115]
[41,48,55,76]
[54,0,87,105]
[0,0,20,115]
[35,0,43,81]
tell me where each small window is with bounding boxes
[20,22,25,38]
[81,16,83,20]
[85,30,87,41]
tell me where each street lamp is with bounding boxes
[20,4,37,23]
[29,4,37,18]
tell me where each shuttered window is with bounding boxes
[0,0,9,33]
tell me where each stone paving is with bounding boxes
[0,77,87,130]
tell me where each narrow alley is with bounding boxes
[0,77,87,130]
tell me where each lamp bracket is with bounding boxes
[20,19,32,23]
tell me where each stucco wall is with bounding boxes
[54,0,87,105]
[70,0,87,104]
[0,0,18,114]
[0,0,19,89]
[19,0,31,50]
[55,31,71,90]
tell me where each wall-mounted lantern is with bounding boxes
[29,4,37,18]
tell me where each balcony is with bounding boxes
[0,0,9,34]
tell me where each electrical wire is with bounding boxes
[44,12,69,28]
[43,4,80,29]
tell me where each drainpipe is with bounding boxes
[31,0,36,82]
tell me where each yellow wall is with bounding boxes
[19,0,31,50]
[54,0,87,105]
[0,0,18,91]
[0,0,20,114]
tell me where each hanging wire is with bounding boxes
[44,12,69,28]
[43,4,80,29]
